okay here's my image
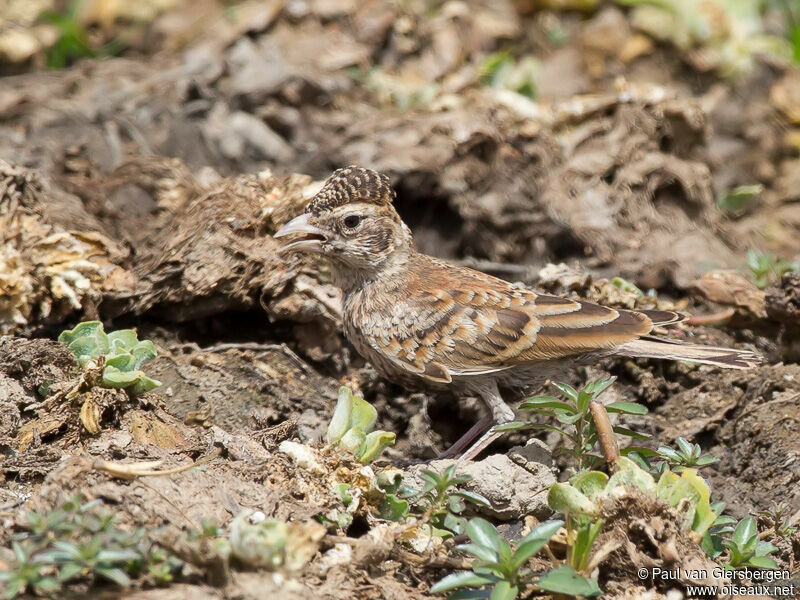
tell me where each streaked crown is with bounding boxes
[308,166,396,215]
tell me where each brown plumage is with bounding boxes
[275,166,762,459]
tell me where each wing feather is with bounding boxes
[357,256,659,382]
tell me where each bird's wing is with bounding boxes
[359,257,672,383]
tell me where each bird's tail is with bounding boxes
[615,336,762,369]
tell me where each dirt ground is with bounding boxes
[2,1,800,599]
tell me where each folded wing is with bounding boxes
[361,257,681,383]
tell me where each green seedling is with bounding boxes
[654,437,719,473]
[616,0,792,78]
[548,457,719,539]
[59,321,161,395]
[0,543,60,599]
[497,377,649,472]
[42,0,126,69]
[611,277,645,298]
[430,518,601,599]
[1,494,173,599]
[479,50,539,98]
[746,250,799,288]
[326,387,396,464]
[724,517,778,570]
[758,502,798,542]
[393,465,491,536]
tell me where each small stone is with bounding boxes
[405,452,555,520]
[278,440,326,475]
[509,438,554,469]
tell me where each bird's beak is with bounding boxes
[274,213,326,253]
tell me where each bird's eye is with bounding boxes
[343,215,362,229]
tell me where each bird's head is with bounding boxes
[275,167,413,285]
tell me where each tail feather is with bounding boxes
[615,336,762,369]
[639,310,688,327]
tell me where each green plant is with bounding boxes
[326,386,396,464]
[1,494,174,599]
[549,457,719,539]
[430,518,601,599]
[769,0,800,64]
[58,321,161,395]
[497,377,649,472]
[610,276,645,298]
[724,517,778,569]
[0,543,60,598]
[479,50,539,98]
[615,0,792,78]
[758,502,798,541]
[395,465,491,536]
[654,437,719,473]
[717,184,763,213]
[564,518,604,575]
[746,250,799,288]
[701,502,738,558]
[41,0,125,69]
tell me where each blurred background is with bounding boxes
[1,0,800,289]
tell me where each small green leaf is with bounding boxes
[548,483,599,516]
[338,428,366,455]
[130,340,158,369]
[452,490,492,507]
[443,512,467,535]
[570,471,608,498]
[538,565,602,596]
[489,580,518,600]
[582,376,616,398]
[359,430,396,463]
[717,184,762,213]
[605,401,648,415]
[349,394,378,432]
[59,321,105,346]
[67,337,102,361]
[493,421,531,432]
[430,571,495,593]
[612,426,651,440]
[378,494,409,521]
[510,520,562,569]
[95,566,132,587]
[107,329,138,352]
[466,518,505,556]
[456,542,500,563]
[552,382,578,402]
[105,353,137,372]
[733,517,757,548]
[129,374,162,395]
[102,366,155,389]
[676,437,694,457]
[747,555,778,569]
[327,387,353,444]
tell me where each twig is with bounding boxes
[589,400,619,468]
[91,447,221,479]
[688,308,736,326]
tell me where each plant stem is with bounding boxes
[589,400,619,468]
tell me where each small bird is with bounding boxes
[275,167,761,460]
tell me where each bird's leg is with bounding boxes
[436,414,493,459]
[458,388,515,462]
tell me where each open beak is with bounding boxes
[274,213,326,253]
